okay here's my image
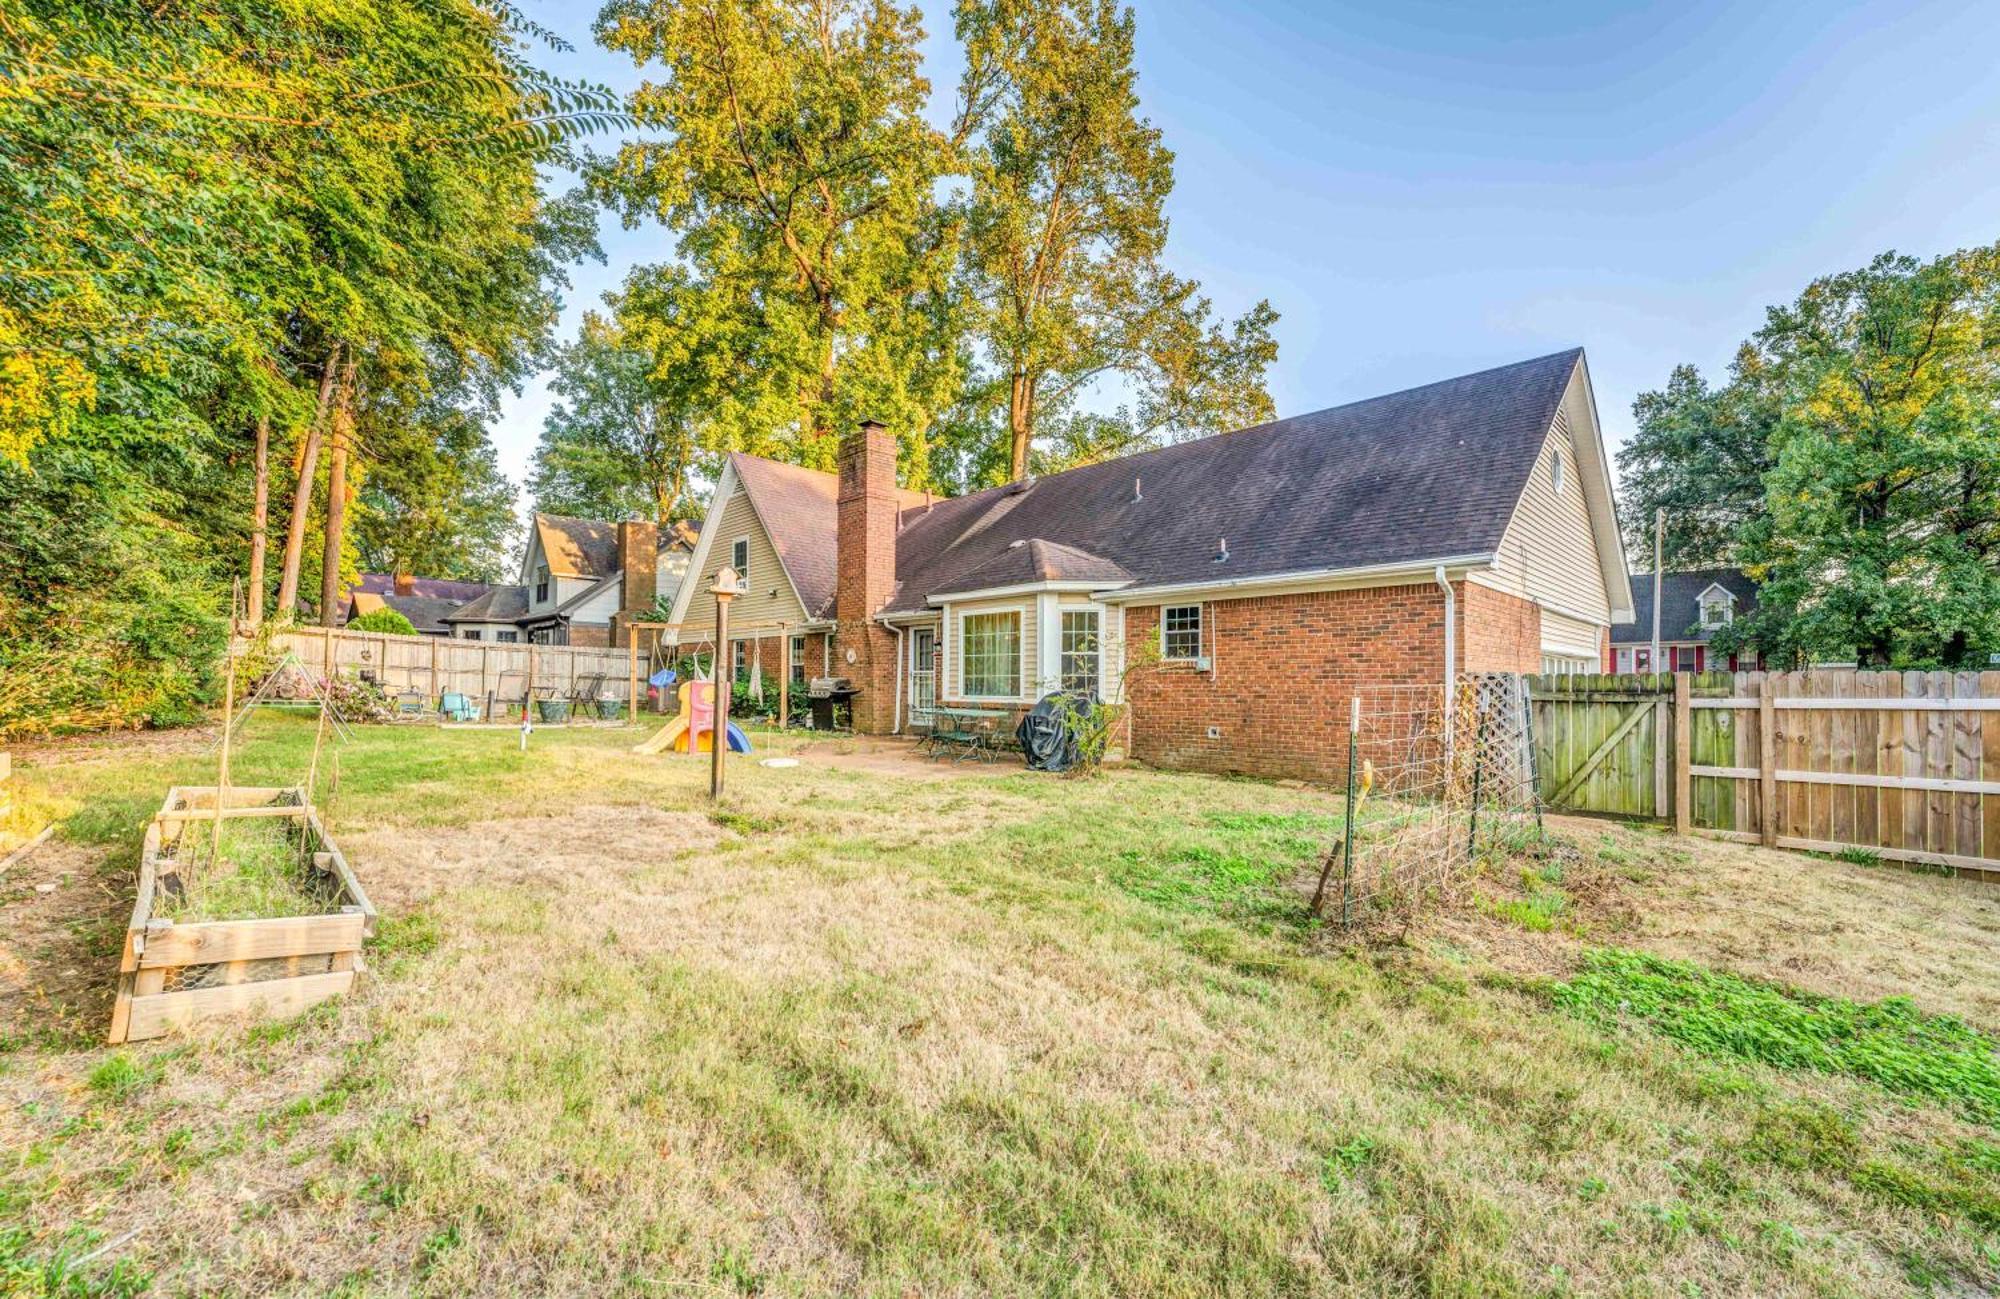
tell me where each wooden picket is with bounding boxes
[1529,669,2000,878]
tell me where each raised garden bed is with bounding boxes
[108,785,377,1044]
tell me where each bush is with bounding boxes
[347,608,417,636]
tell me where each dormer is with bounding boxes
[1697,582,1736,630]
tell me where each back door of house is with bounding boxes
[909,628,936,725]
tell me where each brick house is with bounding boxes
[665,349,1635,780]
[1609,568,1763,673]
[341,573,493,637]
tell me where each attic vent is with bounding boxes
[1214,536,1229,563]
[1004,478,1029,495]
[1008,539,1026,549]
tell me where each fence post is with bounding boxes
[1672,672,1691,834]
[1759,676,1778,846]
[628,627,640,726]
[429,637,439,705]
[1342,695,1358,926]
[778,626,790,729]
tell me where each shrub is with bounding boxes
[347,608,418,636]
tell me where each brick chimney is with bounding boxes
[835,420,900,733]
[393,572,415,597]
[610,519,659,651]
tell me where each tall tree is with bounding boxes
[592,0,958,475]
[1739,246,2000,668]
[530,308,713,523]
[1616,352,1779,569]
[954,0,1278,481]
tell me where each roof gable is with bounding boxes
[1613,569,1760,644]
[534,514,620,579]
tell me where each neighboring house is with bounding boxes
[666,348,1636,782]
[341,573,494,637]
[1609,569,1763,673]
[444,514,697,646]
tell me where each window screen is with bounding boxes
[731,538,749,579]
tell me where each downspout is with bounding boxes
[886,620,905,734]
[1434,565,1456,705]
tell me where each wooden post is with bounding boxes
[628,626,640,725]
[778,625,790,730]
[1672,672,1691,834]
[429,637,439,705]
[712,586,733,799]
[1759,676,1779,846]
[1652,695,1668,819]
[214,593,241,863]
[525,644,536,719]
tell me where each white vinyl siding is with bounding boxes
[677,490,809,639]
[1540,607,1602,660]
[1486,407,1611,623]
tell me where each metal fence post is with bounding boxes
[1342,695,1358,926]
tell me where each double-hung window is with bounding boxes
[731,537,750,583]
[1161,604,1202,661]
[960,611,1021,699]
[790,634,807,684]
[1059,609,1100,696]
[534,565,550,603]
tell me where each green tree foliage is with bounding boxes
[1623,244,2000,669]
[1616,355,1778,569]
[346,607,419,636]
[528,307,717,524]
[953,0,1278,481]
[591,0,961,480]
[0,0,613,736]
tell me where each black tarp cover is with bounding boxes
[1016,691,1090,772]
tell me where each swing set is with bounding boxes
[621,618,802,728]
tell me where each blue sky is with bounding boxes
[495,0,2000,496]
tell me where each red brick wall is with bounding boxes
[1123,579,1544,782]
[835,422,901,733]
[1458,581,1540,674]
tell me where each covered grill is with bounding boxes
[807,676,859,731]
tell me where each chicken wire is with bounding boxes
[1317,673,1542,932]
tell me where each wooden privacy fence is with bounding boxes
[265,628,631,708]
[1531,670,2000,878]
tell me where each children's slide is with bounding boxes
[632,681,753,755]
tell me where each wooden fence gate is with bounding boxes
[1529,670,2000,879]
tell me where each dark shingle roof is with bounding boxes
[880,349,1582,612]
[933,539,1132,595]
[367,595,464,634]
[444,585,529,623]
[715,349,1585,618]
[351,573,492,603]
[1612,569,1758,644]
[535,514,620,578]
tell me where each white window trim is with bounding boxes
[1160,602,1203,661]
[1550,449,1564,494]
[730,536,750,580]
[1058,605,1104,695]
[955,605,1028,702]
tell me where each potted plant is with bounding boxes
[537,697,570,723]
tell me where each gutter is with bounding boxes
[1097,553,1495,604]
[889,622,906,734]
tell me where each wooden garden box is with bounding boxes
[108,786,377,1044]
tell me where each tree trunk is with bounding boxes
[1008,370,1034,481]
[247,414,269,628]
[319,359,357,629]
[275,344,342,619]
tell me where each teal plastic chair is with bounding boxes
[439,692,478,722]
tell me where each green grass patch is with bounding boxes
[1555,948,2000,1126]
[156,819,333,923]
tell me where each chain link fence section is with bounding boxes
[1314,673,1543,934]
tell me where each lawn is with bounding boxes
[3,715,1998,1297]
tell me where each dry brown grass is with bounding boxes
[2,717,1997,1297]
